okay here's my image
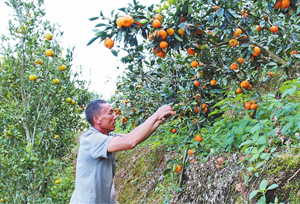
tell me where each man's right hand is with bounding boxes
[154,105,175,122]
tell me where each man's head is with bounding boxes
[86,99,117,134]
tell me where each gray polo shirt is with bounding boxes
[70,127,121,204]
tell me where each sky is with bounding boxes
[0,0,159,100]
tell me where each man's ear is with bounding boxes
[93,114,101,125]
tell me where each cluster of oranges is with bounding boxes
[274,0,290,10]
[114,108,122,116]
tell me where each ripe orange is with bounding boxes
[123,15,134,27]
[234,28,242,37]
[251,103,258,110]
[29,74,37,81]
[252,46,261,57]
[210,79,217,86]
[229,39,238,47]
[194,135,202,142]
[236,88,242,94]
[241,81,249,88]
[245,102,252,110]
[171,129,177,133]
[246,84,253,90]
[270,25,278,33]
[201,103,207,109]
[212,6,219,12]
[231,63,238,70]
[138,85,141,89]
[290,50,297,55]
[187,47,195,55]
[269,71,274,76]
[274,0,281,9]
[116,17,124,28]
[174,164,182,173]
[180,16,185,22]
[191,61,199,68]
[45,49,54,57]
[45,33,53,41]
[194,107,200,113]
[58,65,66,71]
[216,164,221,170]
[158,29,167,39]
[154,14,162,21]
[178,28,185,36]
[194,80,200,87]
[280,0,290,9]
[104,38,114,49]
[156,50,166,58]
[160,41,168,49]
[217,157,226,165]
[137,94,140,97]
[202,85,206,89]
[237,58,244,64]
[167,28,174,35]
[135,21,143,28]
[152,20,161,28]
[203,107,208,112]
[34,59,43,65]
[257,25,263,31]
[188,149,194,156]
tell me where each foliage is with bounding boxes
[0,0,96,203]
[90,0,300,154]
[248,180,279,203]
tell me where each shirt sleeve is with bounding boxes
[109,132,123,137]
[88,133,114,159]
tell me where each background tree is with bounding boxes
[0,0,97,202]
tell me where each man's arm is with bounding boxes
[107,105,174,152]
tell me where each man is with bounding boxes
[70,99,174,203]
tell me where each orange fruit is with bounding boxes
[274,0,281,9]
[154,14,162,21]
[135,21,143,28]
[194,81,200,87]
[45,49,54,57]
[116,17,124,28]
[191,61,199,68]
[269,71,274,76]
[229,39,238,47]
[217,157,226,165]
[123,15,134,27]
[158,29,167,39]
[251,103,258,110]
[290,50,297,55]
[241,81,249,88]
[188,149,194,156]
[210,79,217,86]
[194,107,200,113]
[236,88,242,94]
[58,65,66,71]
[187,47,195,55]
[246,84,253,90]
[216,164,221,170]
[245,102,252,110]
[104,38,114,49]
[178,28,185,36]
[201,103,207,110]
[202,85,206,89]
[231,63,238,70]
[138,85,142,89]
[237,58,244,64]
[257,25,263,32]
[194,135,202,142]
[45,33,53,41]
[160,41,168,49]
[152,20,161,28]
[156,50,166,58]
[171,128,177,133]
[29,74,37,81]
[137,94,140,97]
[174,164,182,173]
[280,0,290,9]
[180,16,185,22]
[203,107,208,112]
[167,28,174,35]
[234,28,242,37]
[212,6,219,12]
[252,46,261,56]
[34,59,43,65]
[270,25,278,33]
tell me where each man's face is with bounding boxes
[98,103,118,133]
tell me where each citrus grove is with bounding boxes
[0,0,97,203]
[88,0,300,202]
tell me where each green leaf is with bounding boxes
[216,8,224,17]
[250,123,261,134]
[267,183,279,190]
[95,23,106,27]
[174,33,183,42]
[163,168,171,175]
[86,36,100,46]
[111,49,118,57]
[89,16,99,21]
[259,180,267,191]
[249,190,259,200]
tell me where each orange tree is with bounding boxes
[88,0,300,153]
[0,0,96,203]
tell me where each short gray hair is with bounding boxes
[85,99,107,126]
